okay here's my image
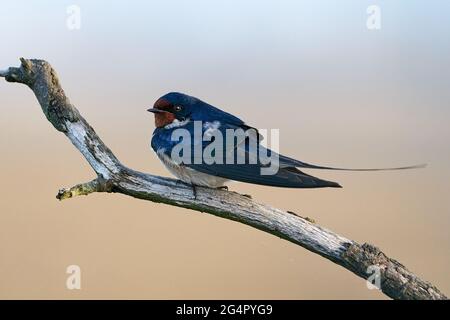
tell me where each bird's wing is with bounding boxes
[184,121,341,188]
[188,162,341,188]
[160,119,422,188]
[214,121,424,172]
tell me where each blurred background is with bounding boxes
[0,0,449,299]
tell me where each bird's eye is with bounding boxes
[174,105,182,112]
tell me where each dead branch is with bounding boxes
[1,58,446,300]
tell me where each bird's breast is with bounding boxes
[156,149,228,188]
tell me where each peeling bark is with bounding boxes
[1,58,447,300]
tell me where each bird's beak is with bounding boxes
[147,108,164,114]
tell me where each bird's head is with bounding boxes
[148,92,242,129]
[147,92,196,128]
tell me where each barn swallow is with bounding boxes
[149,92,423,190]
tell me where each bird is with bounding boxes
[148,92,424,191]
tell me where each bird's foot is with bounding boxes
[192,185,197,200]
[175,180,198,200]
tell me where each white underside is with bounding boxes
[156,151,229,188]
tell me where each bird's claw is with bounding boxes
[192,185,197,200]
[175,180,197,200]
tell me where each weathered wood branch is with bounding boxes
[1,58,446,300]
